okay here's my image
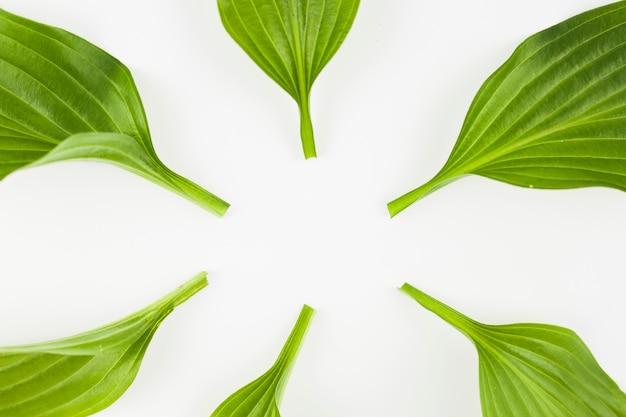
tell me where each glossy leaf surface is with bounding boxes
[211,304,314,416]
[0,9,229,216]
[217,0,360,159]
[389,2,626,216]
[0,272,208,417]
[401,283,626,416]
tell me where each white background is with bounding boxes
[0,0,624,415]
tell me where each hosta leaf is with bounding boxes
[211,304,314,416]
[389,1,626,216]
[400,283,626,417]
[0,271,208,417]
[217,0,360,159]
[0,9,229,216]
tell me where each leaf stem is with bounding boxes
[399,283,480,342]
[277,304,315,365]
[158,271,209,309]
[150,161,230,217]
[299,98,316,159]
[387,172,465,217]
[286,0,316,160]
[271,304,314,403]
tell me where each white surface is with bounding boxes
[0,0,624,416]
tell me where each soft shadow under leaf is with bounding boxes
[389,1,626,216]
[400,283,626,416]
[0,9,229,216]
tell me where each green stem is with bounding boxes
[124,271,208,331]
[299,99,316,159]
[286,0,316,160]
[162,271,209,309]
[277,304,315,366]
[387,171,465,217]
[148,160,230,217]
[163,167,229,217]
[400,283,481,342]
[272,304,315,405]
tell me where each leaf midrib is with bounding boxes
[480,351,579,417]
[472,328,620,416]
[287,0,312,104]
[459,44,626,175]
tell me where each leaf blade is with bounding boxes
[0,8,229,216]
[0,271,208,417]
[217,0,360,158]
[389,1,626,216]
[400,283,626,417]
[210,304,314,417]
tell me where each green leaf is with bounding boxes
[389,2,626,216]
[0,9,229,216]
[211,304,314,416]
[0,271,208,417]
[217,0,360,159]
[400,283,626,417]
